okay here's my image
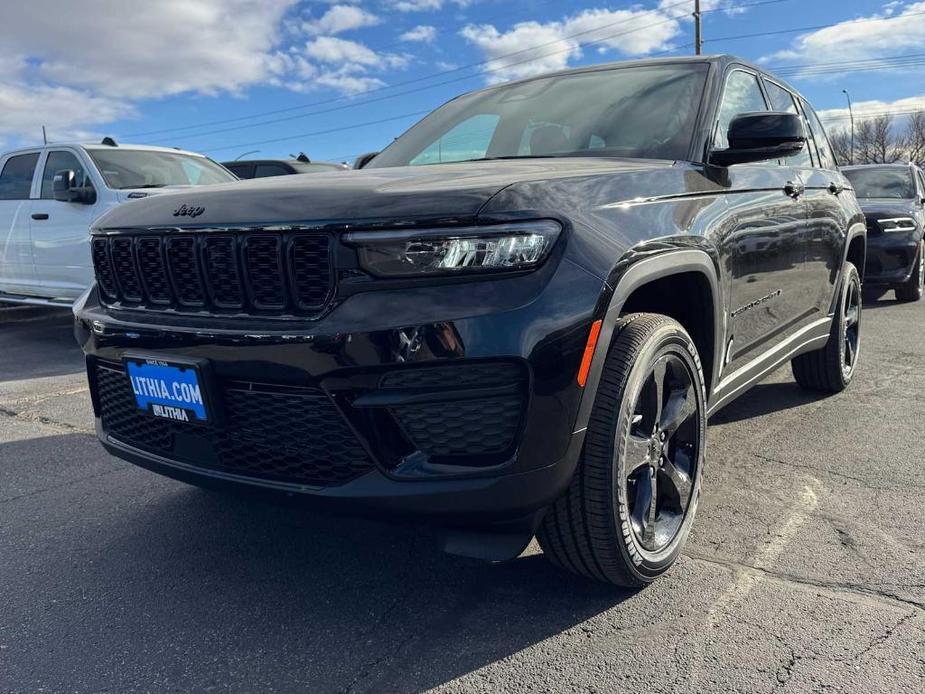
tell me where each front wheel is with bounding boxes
[791,262,861,393]
[537,314,706,587]
[894,239,924,302]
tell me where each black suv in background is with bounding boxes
[842,163,925,302]
[75,56,865,587]
[223,154,349,179]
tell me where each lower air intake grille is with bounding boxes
[380,362,527,458]
[96,362,373,487]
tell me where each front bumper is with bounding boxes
[864,233,921,286]
[75,256,605,530]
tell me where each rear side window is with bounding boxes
[763,81,813,168]
[801,102,836,169]
[254,163,292,178]
[40,151,92,199]
[0,153,39,200]
[714,70,768,150]
[224,163,251,178]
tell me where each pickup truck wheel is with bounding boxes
[537,314,706,587]
[791,262,861,393]
[894,240,924,302]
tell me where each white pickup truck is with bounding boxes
[0,140,238,306]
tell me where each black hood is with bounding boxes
[92,158,672,230]
[857,198,917,219]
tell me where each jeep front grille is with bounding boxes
[91,230,334,317]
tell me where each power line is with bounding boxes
[143,0,710,144]
[199,5,925,155]
[155,0,793,147]
[129,0,697,139]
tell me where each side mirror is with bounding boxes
[710,112,806,167]
[52,169,96,204]
[353,152,380,170]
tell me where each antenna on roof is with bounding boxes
[101,136,118,147]
[42,125,47,145]
[295,152,311,163]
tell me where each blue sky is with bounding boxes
[2,0,923,163]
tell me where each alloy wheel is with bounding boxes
[622,353,701,553]
[843,277,861,376]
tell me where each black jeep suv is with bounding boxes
[841,163,925,302]
[75,56,866,586]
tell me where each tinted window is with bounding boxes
[916,169,925,198]
[843,167,916,199]
[87,150,235,189]
[714,70,768,150]
[802,102,836,169]
[370,64,709,167]
[41,151,92,199]
[0,153,39,200]
[763,81,813,168]
[253,164,293,178]
[223,163,251,178]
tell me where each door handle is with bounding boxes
[827,182,845,196]
[31,213,49,220]
[784,181,805,199]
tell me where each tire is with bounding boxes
[537,313,706,587]
[894,239,924,302]
[791,262,861,393]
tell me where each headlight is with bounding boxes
[877,217,917,232]
[344,220,561,278]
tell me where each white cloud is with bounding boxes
[387,0,442,11]
[766,1,925,72]
[461,7,682,84]
[303,5,381,35]
[306,36,382,65]
[0,83,133,144]
[817,95,925,132]
[400,25,437,42]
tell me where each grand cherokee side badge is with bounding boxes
[173,204,205,218]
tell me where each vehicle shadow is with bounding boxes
[0,306,84,382]
[709,380,825,425]
[2,433,634,693]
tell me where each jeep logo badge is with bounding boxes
[173,204,205,218]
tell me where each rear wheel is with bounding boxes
[894,239,924,302]
[791,262,861,393]
[537,314,706,587]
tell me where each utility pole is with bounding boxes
[842,89,855,165]
[694,0,702,55]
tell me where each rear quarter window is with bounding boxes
[0,153,40,200]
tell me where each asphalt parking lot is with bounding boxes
[1,301,923,693]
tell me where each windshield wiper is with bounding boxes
[124,183,169,189]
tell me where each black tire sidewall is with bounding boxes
[609,323,707,581]
[836,263,862,385]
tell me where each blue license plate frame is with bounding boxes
[123,355,212,425]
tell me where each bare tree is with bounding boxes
[853,114,904,164]
[829,128,852,165]
[905,111,925,167]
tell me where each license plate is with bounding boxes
[125,358,209,424]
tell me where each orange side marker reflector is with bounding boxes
[577,319,603,387]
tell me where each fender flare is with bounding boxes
[573,249,725,434]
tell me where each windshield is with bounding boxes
[88,149,236,189]
[368,63,709,168]
[843,167,916,199]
